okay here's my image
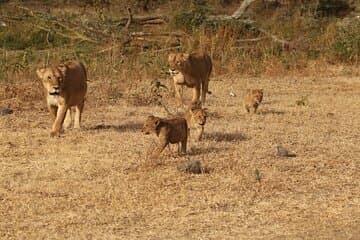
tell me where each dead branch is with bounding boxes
[257,28,289,47]
[125,7,132,29]
[237,37,267,42]
[117,15,168,26]
[137,46,181,55]
[232,0,257,19]
[208,0,289,47]
[130,32,186,38]
[16,5,99,43]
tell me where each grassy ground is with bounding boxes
[1,74,359,239]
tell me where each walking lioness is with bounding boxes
[168,52,212,105]
[36,61,87,137]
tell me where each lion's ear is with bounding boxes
[36,68,46,79]
[168,53,176,63]
[57,64,67,76]
[154,119,161,127]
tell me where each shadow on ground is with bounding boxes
[86,122,143,132]
[261,100,279,105]
[204,132,248,142]
[188,146,227,156]
[260,109,285,115]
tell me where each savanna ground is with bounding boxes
[1,0,360,239]
[1,71,360,239]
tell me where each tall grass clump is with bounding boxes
[332,17,360,63]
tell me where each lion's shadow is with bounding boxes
[187,146,227,156]
[86,122,143,132]
[259,109,285,115]
[204,131,248,142]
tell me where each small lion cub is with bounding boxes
[185,103,207,141]
[142,116,188,159]
[243,89,263,113]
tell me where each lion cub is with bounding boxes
[36,61,87,137]
[185,104,207,141]
[142,116,188,159]
[243,89,263,113]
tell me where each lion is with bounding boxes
[141,115,188,159]
[185,103,207,141]
[168,52,212,105]
[36,61,87,137]
[243,89,263,113]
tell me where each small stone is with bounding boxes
[177,160,206,174]
[0,108,13,116]
[229,92,236,97]
[276,145,296,157]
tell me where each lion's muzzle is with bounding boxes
[169,69,179,76]
[49,87,60,95]
[141,128,150,135]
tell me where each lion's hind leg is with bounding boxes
[74,101,85,129]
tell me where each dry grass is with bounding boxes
[1,73,359,239]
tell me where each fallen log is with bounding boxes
[116,15,168,26]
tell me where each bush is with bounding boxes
[333,17,360,62]
[0,27,69,50]
[173,0,209,32]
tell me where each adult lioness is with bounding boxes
[36,61,87,137]
[168,52,212,105]
[142,115,188,159]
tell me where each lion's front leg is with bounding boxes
[151,138,168,160]
[191,85,201,105]
[51,104,67,137]
[48,105,58,121]
[174,83,183,103]
[195,127,204,141]
[63,108,72,130]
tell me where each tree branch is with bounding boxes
[124,7,132,29]
[231,0,257,19]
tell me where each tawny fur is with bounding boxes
[36,61,87,137]
[185,104,207,141]
[243,89,263,114]
[142,116,188,159]
[168,52,212,105]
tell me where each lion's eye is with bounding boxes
[47,76,51,80]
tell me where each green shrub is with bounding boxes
[333,17,360,62]
[0,28,69,50]
[173,0,209,32]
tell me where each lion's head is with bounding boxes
[168,53,190,76]
[36,64,67,96]
[142,116,161,135]
[189,105,207,127]
[252,89,263,103]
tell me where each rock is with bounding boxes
[177,160,209,174]
[276,145,296,157]
[0,108,13,116]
